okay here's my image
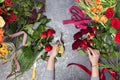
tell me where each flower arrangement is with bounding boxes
[63,0,120,79]
[0,0,58,79]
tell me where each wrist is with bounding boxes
[49,56,56,59]
[92,64,99,68]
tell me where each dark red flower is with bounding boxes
[72,39,81,50]
[92,26,97,32]
[41,32,47,39]
[81,28,89,34]
[47,29,55,37]
[80,42,88,50]
[114,31,120,44]
[87,40,93,45]
[73,32,82,40]
[82,39,87,44]
[105,8,114,18]
[45,44,53,52]
[0,7,7,14]
[111,18,120,29]
[4,0,12,7]
[4,12,17,25]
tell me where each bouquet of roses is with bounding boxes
[64,0,120,79]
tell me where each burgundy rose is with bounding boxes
[41,32,47,39]
[47,29,55,37]
[45,44,53,52]
[82,39,87,44]
[4,0,12,7]
[81,28,89,34]
[72,39,81,50]
[87,40,93,45]
[80,42,88,50]
[92,26,97,32]
[105,8,114,18]
[114,31,120,44]
[73,32,82,40]
[4,12,17,25]
[111,18,120,29]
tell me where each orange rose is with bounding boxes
[100,15,108,23]
[96,0,101,5]
[90,7,97,13]
[92,15,100,22]
[96,5,103,12]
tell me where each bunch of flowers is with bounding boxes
[0,0,57,79]
[64,0,120,79]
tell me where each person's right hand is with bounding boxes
[49,43,59,59]
[87,48,100,66]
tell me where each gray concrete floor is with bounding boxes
[0,0,95,80]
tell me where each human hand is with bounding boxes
[49,42,59,59]
[87,48,100,66]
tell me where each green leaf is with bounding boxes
[33,25,46,39]
[23,24,34,35]
[109,27,117,34]
[39,17,51,25]
[0,0,4,3]
[16,46,41,74]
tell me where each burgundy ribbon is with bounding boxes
[67,63,116,80]
[63,6,91,29]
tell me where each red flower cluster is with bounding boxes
[41,29,55,39]
[4,12,17,25]
[0,7,7,14]
[4,0,13,7]
[105,8,114,18]
[72,26,97,50]
[111,18,120,29]
[114,31,120,44]
[0,0,17,25]
[45,44,52,52]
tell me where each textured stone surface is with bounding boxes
[0,0,94,80]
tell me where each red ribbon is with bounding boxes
[63,6,91,29]
[67,63,116,80]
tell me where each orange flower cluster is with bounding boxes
[0,28,4,43]
[90,0,108,23]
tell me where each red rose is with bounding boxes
[73,32,82,40]
[4,0,12,7]
[92,26,97,32]
[82,39,87,44]
[87,40,93,45]
[47,29,55,37]
[81,28,89,34]
[114,31,120,44]
[0,7,7,14]
[79,42,88,50]
[111,18,120,29]
[72,39,81,50]
[45,44,53,52]
[41,32,47,39]
[105,8,114,18]
[4,12,17,25]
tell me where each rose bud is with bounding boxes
[41,32,47,39]
[47,29,55,37]
[45,44,53,52]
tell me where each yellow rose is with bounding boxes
[0,16,5,28]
